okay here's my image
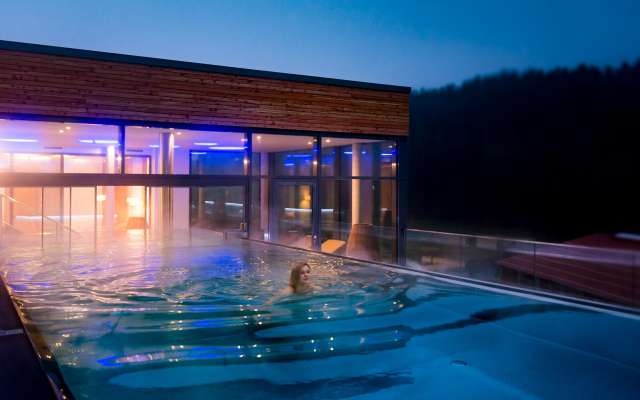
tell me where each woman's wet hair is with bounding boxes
[289,262,310,289]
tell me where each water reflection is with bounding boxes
[1,238,638,400]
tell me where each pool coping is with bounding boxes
[0,275,70,399]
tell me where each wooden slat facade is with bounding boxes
[0,44,409,135]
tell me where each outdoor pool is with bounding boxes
[1,238,639,399]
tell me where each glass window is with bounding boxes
[0,119,121,173]
[252,134,315,177]
[124,155,151,174]
[321,179,396,262]
[269,181,314,248]
[0,187,43,235]
[9,153,62,173]
[64,154,112,173]
[321,138,396,177]
[190,150,244,175]
[249,178,268,240]
[125,127,246,174]
[190,186,245,231]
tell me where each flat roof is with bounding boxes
[0,40,411,94]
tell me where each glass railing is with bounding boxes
[406,229,640,309]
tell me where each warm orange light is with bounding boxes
[13,154,52,161]
[126,195,144,217]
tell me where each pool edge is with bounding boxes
[0,275,71,399]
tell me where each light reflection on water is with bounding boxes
[1,236,640,400]
[1,238,415,366]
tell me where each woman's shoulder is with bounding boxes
[266,287,294,305]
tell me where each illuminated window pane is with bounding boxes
[252,134,315,177]
[125,127,246,174]
[321,138,396,177]
[0,119,121,173]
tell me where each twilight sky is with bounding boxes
[1,0,639,89]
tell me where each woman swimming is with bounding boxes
[266,262,318,305]
[289,262,316,294]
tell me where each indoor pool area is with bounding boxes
[1,237,639,400]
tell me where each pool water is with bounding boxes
[1,238,639,399]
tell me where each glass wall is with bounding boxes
[249,133,399,261]
[0,184,245,247]
[0,119,122,173]
[250,134,316,247]
[190,186,245,231]
[321,138,396,177]
[320,179,396,262]
[0,117,402,262]
[319,137,397,262]
[124,127,246,175]
[251,134,315,177]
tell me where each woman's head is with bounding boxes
[289,262,311,292]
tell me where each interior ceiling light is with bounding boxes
[65,126,71,130]
[58,129,64,133]
[0,138,38,142]
[78,139,119,144]
[194,142,218,146]
[208,146,245,150]
[148,144,180,148]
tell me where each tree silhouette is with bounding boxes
[409,60,640,241]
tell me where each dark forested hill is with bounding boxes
[409,61,640,242]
